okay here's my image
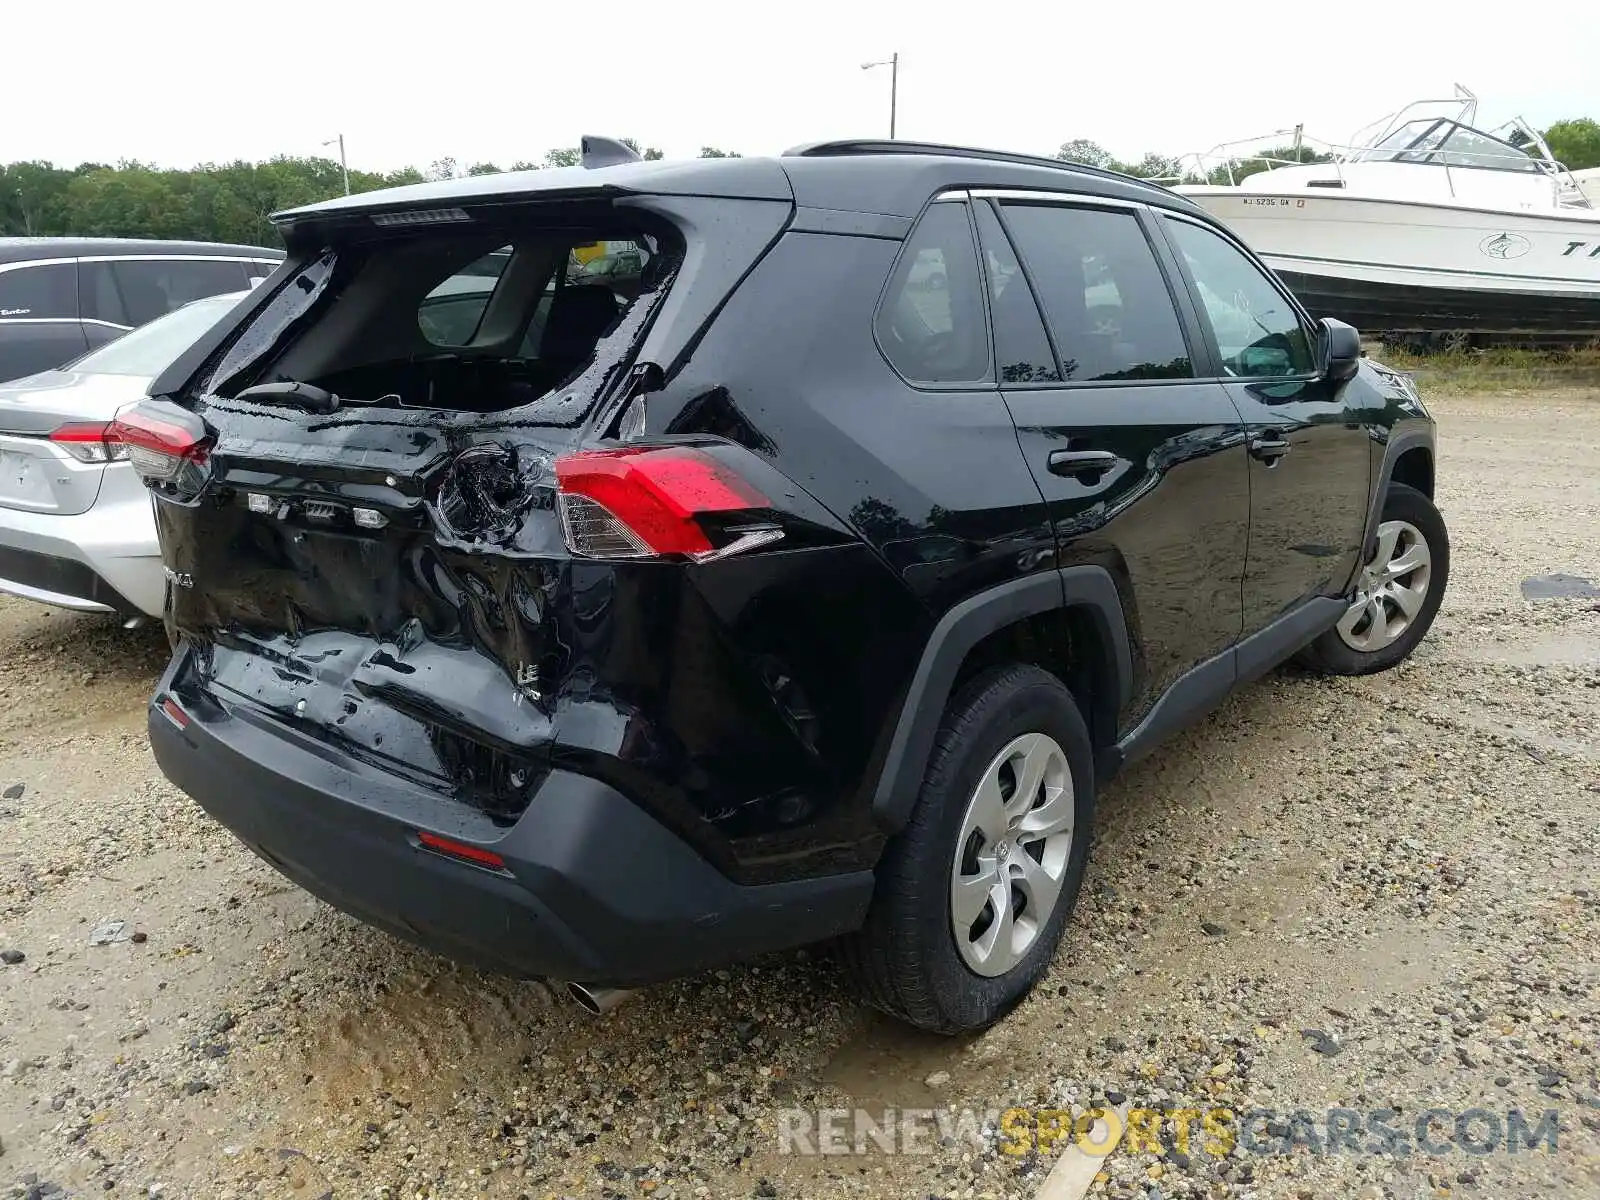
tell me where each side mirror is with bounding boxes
[1319,317,1362,384]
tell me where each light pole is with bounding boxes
[322,134,350,195]
[861,53,898,139]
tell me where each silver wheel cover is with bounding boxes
[1338,519,1433,653]
[950,733,1075,977]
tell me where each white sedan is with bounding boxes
[0,292,246,623]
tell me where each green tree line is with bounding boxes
[7,119,1595,249]
[0,141,740,247]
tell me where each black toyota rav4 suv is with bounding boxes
[126,138,1446,1033]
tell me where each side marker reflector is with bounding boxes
[417,831,507,871]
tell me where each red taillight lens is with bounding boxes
[417,831,507,871]
[158,696,189,728]
[109,402,212,489]
[555,446,780,561]
[49,421,130,465]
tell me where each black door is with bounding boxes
[1156,215,1371,632]
[976,196,1251,729]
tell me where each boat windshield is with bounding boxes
[1356,119,1541,173]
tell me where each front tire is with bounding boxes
[1300,482,1449,676]
[840,665,1095,1034]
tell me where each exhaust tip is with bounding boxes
[565,982,635,1015]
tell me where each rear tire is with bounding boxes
[1299,482,1449,676]
[840,664,1094,1034]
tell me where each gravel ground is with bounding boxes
[1,388,1597,1200]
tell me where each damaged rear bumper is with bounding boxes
[147,656,873,987]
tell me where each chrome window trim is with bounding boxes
[970,187,1143,209]
[0,254,281,275]
[0,317,131,329]
[75,254,276,265]
[0,257,75,274]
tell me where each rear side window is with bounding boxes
[876,202,991,385]
[0,263,76,319]
[973,202,1060,384]
[419,245,512,347]
[111,259,250,326]
[1000,204,1192,382]
[81,261,130,325]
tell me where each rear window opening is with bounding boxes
[205,212,680,417]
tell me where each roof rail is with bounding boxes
[782,139,1148,187]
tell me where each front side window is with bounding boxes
[112,259,250,326]
[875,202,991,385]
[1162,218,1314,378]
[1000,204,1192,382]
[0,263,76,319]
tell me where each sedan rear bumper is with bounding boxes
[147,652,874,987]
[0,545,144,617]
[0,462,162,617]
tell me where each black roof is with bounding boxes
[271,140,1203,228]
[0,237,284,264]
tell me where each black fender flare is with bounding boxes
[1359,428,1435,563]
[869,566,1133,833]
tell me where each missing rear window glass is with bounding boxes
[211,216,677,418]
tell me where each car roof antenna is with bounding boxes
[581,136,643,169]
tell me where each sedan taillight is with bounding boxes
[49,421,130,464]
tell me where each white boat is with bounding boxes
[1176,87,1600,347]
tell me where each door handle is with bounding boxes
[1248,435,1292,464]
[1047,449,1118,480]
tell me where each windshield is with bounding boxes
[72,293,243,377]
[1359,119,1539,172]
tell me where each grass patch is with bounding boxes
[1371,345,1600,393]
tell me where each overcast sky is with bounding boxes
[10,1,1597,172]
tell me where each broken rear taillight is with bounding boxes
[555,446,783,562]
[110,401,212,494]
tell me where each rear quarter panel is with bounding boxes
[636,229,1057,852]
